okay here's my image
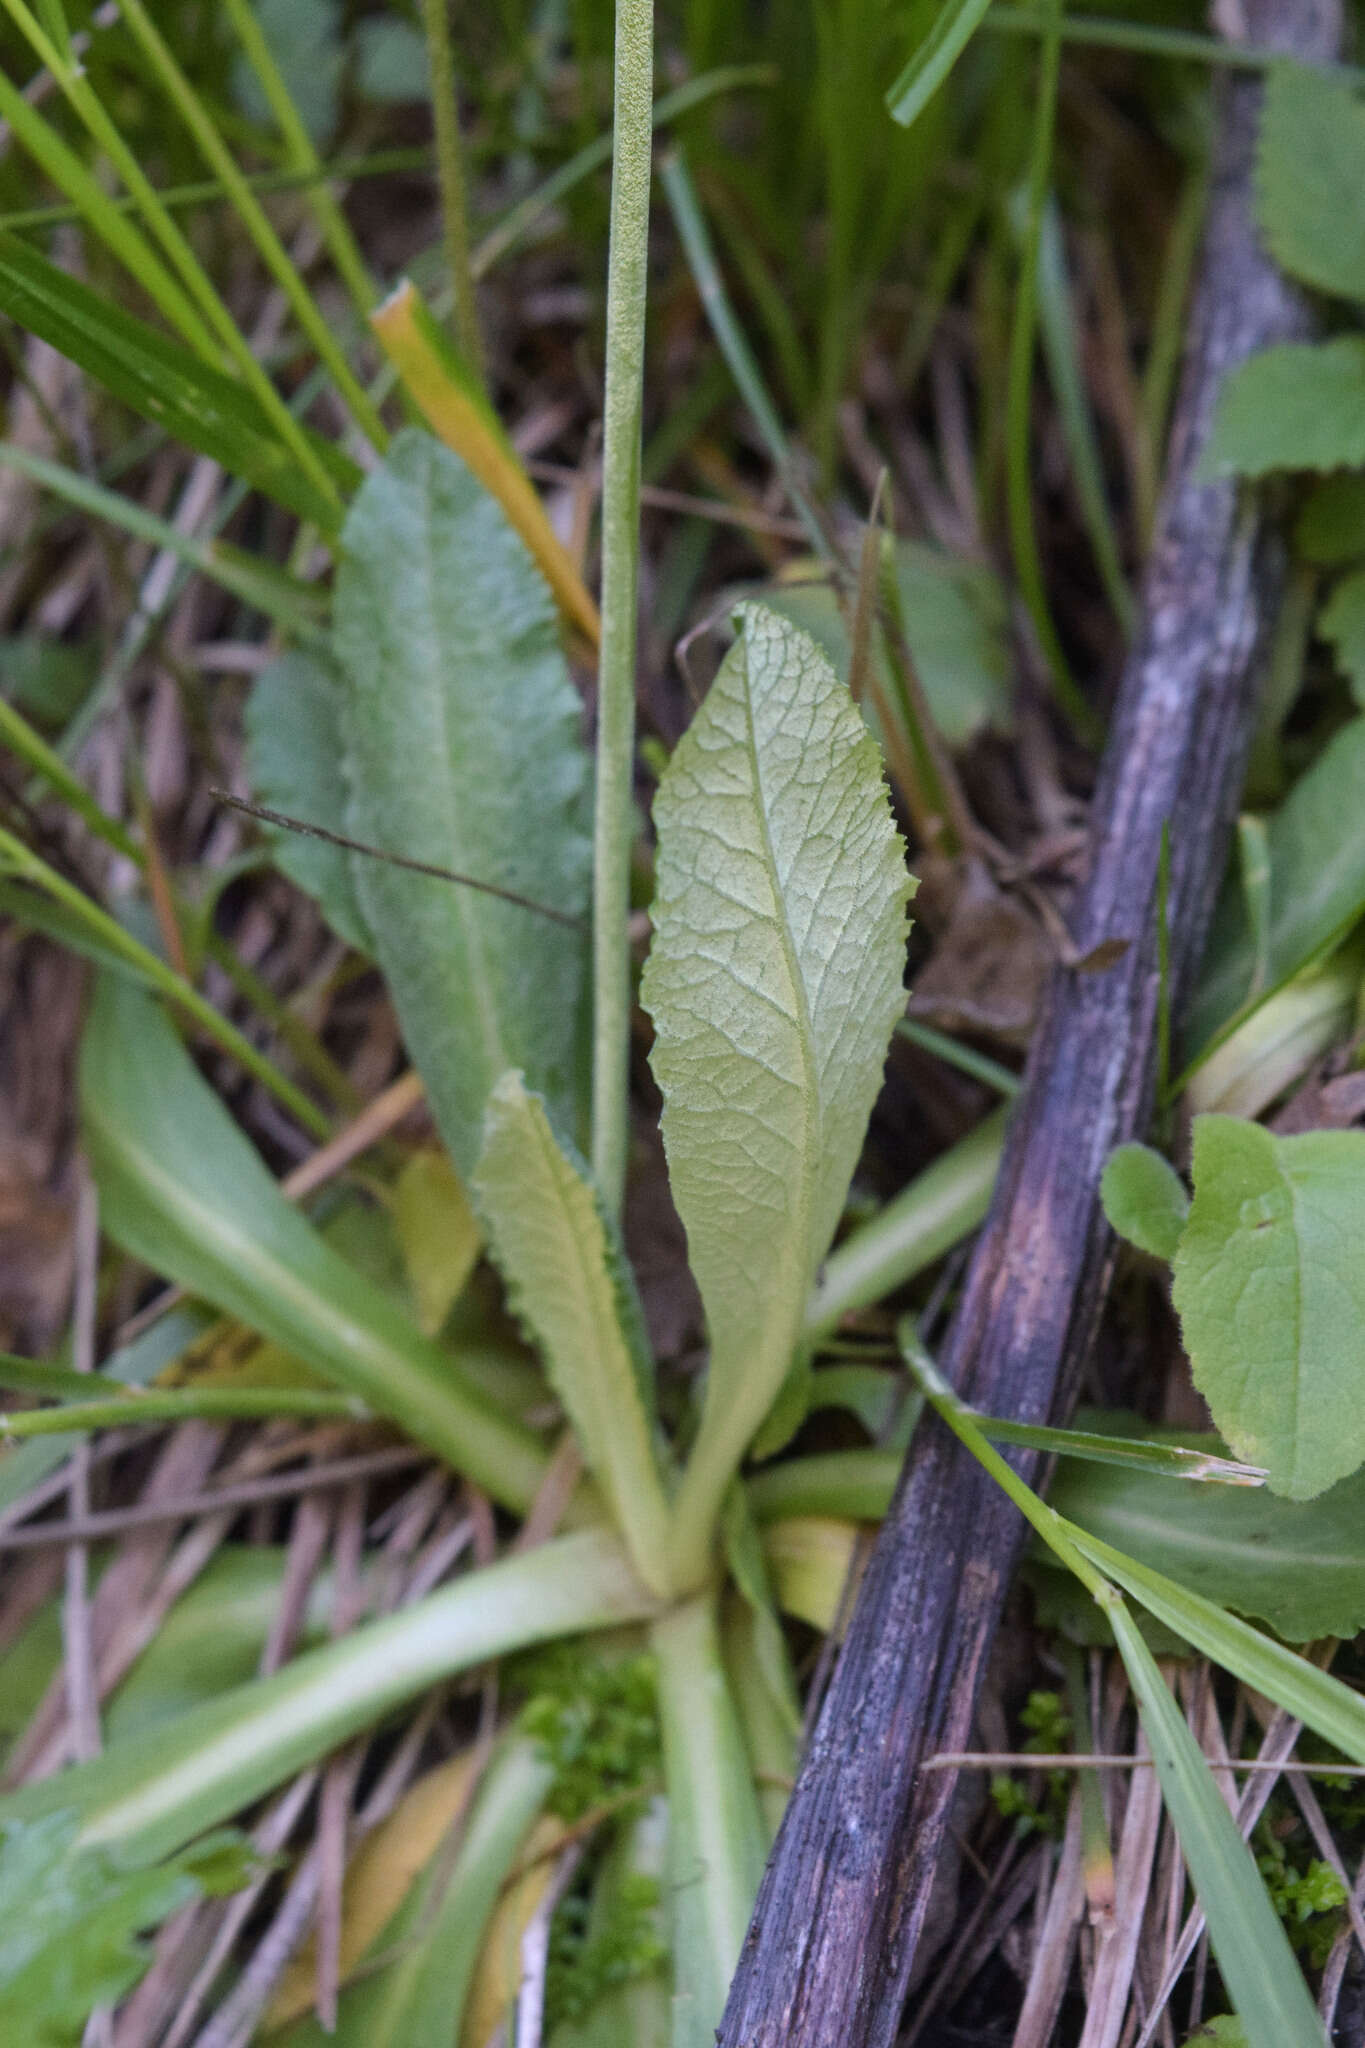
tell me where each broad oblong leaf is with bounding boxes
[244,648,373,955]
[1172,1114,1365,1500]
[643,603,912,1581]
[475,1072,671,1594]
[335,430,591,1176]
[80,974,548,1513]
[1051,1453,1365,1642]
[1201,337,1365,480]
[1256,60,1365,303]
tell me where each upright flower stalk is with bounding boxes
[591,0,655,1216]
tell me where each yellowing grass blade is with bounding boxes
[371,280,600,646]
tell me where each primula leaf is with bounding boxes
[643,603,912,1578]
[0,1811,252,2047]
[886,0,995,128]
[1318,567,1365,705]
[1201,337,1365,481]
[244,648,373,955]
[1172,1114,1365,1499]
[1051,1451,1365,1641]
[335,431,591,1177]
[80,974,549,1513]
[475,1072,672,1594]
[1256,61,1365,303]
[0,232,356,534]
[391,1150,482,1337]
[1185,717,1365,1060]
[1100,1143,1189,1261]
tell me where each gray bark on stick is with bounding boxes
[717,4,1341,2042]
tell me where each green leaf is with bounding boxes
[353,17,429,101]
[1172,1115,1365,1499]
[1295,473,1365,566]
[0,1811,253,2047]
[643,603,912,1583]
[80,974,550,1513]
[1256,61,1365,303]
[1318,567,1365,704]
[1202,338,1365,481]
[1050,1452,1365,1641]
[232,0,342,147]
[1184,717,1365,1061]
[1100,1142,1189,1260]
[244,649,374,955]
[475,1072,672,1595]
[335,431,592,1176]
[760,538,1013,749]
[1105,1602,1326,2048]
[0,635,95,724]
[0,231,357,534]
[391,1149,481,1337]
[886,0,995,127]
[0,1528,656,1866]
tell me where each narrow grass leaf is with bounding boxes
[1172,1115,1365,1498]
[475,1072,672,1594]
[645,603,912,1584]
[0,1529,655,1865]
[80,975,549,1513]
[336,431,592,1176]
[1105,1598,1326,2048]
[1064,1522,1365,1769]
[244,649,374,955]
[0,231,357,533]
[886,0,996,128]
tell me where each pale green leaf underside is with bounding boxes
[1173,1114,1365,1500]
[335,430,591,1177]
[644,603,911,1571]
[475,1072,671,1594]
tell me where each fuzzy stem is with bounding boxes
[591,0,655,1217]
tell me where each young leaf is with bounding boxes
[244,649,374,956]
[335,430,592,1177]
[0,231,357,534]
[1172,1114,1365,1499]
[1105,1600,1327,2048]
[475,1072,672,1595]
[885,0,994,128]
[1051,1452,1365,1642]
[1318,566,1365,704]
[80,974,550,1514]
[1100,1142,1188,1261]
[1256,61,1365,304]
[1201,337,1365,481]
[643,603,912,1584]
[0,1811,252,2047]
[1185,717,1365,1060]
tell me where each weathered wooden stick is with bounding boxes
[717,5,1340,2042]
